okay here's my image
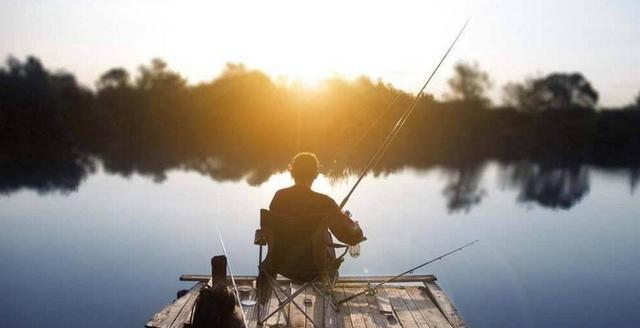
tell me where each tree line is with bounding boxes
[1,56,639,209]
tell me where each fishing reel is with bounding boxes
[365,283,378,296]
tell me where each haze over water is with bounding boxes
[1,163,638,327]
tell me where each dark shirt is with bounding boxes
[269,185,363,246]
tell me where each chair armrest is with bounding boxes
[328,243,348,249]
[254,229,266,246]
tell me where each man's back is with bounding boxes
[269,185,363,246]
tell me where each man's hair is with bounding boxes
[290,152,319,182]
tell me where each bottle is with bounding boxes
[348,240,361,258]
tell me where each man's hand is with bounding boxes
[351,220,366,243]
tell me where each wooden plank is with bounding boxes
[349,288,379,328]
[385,288,419,328]
[376,288,401,325]
[289,283,307,328]
[323,285,355,328]
[337,287,354,328]
[375,291,393,315]
[146,283,202,328]
[405,287,452,328]
[365,292,401,328]
[311,287,327,328]
[323,289,340,328]
[168,289,200,328]
[397,288,430,328]
[304,285,319,328]
[423,282,465,328]
[180,274,436,284]
[342,288,368,328]
[148,276,467,328]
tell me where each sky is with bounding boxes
[1,0,639,107]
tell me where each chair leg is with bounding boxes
[311,272,341,312]
[258,273,299,326]
[268,282,291,326]
[312,283,339,312]
[326,271,341,312]
[258,274,322,328]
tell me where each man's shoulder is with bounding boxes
[310,190,338,206]
[274,186,297,196]
[274,186,336,203]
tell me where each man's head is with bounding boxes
[290,152,319,185]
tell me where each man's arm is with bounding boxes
[326,199,364,246]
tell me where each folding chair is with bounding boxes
[254,209,349,328]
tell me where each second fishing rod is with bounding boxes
[338,239,479,304]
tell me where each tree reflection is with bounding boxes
[629,169,639,194]
[501,162,590,209]
[2,56,640,212]
[442,163,487,213]
[0,56,96,194]
[0,154,93,195]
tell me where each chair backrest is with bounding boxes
[260,209,331,282]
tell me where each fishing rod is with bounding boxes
[339,17,470,209]
[330,90,404,176]
[215,225,249,328]
[338,239,479,304]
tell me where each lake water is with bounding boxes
[1,162,639,327]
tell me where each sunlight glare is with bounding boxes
[161,0,472,95]
[261,169,348,201]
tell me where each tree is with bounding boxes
[502,80,529,108]
[135,58,185,91]
[96,68,130,90]
[503,73,598,111]
[446,61,492,107]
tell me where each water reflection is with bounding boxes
[442,163,487,213]
[500,162,590,209]
[0,150,94,195]
[629,168,640,193]
[1,150,638,212]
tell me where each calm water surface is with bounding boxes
[1,163,639,327]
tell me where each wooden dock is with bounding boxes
[146,275,466,328]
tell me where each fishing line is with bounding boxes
[215,224,249,328]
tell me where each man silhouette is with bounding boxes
[258,152,364,304]
[269,152,364,248]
